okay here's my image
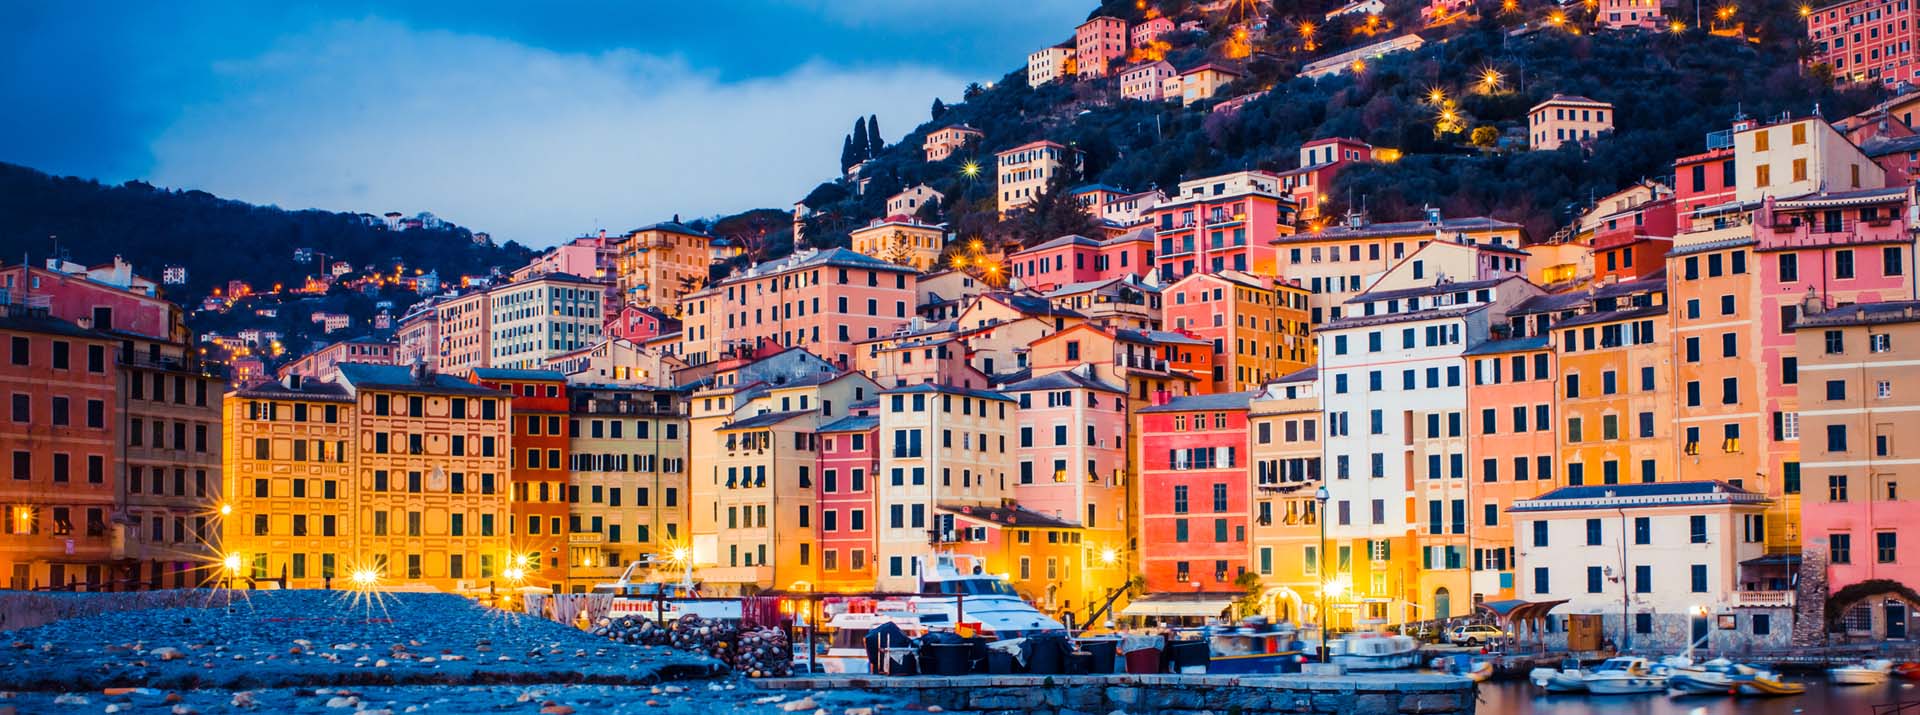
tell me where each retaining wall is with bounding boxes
[759,673,1477,715]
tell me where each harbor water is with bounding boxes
[1476,677,1915,713]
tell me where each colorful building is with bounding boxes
[1136,392,1253,600]
[220,375,356,589]
[1275,212,1529,323]
[1529,95,1614,151]
[873,384,1016,591]
[1027,44,1076,86]
[1003,367,1132,615]
[1463,337,1559,602]
[1008,231,1155,293]
[614,221,713,311]
[437,291,493,375]
[1163,271,1313,393]
[996,141,1082,217]
[487,272,604,370]
[679,248,918,370]
[815,409,879,592]
[564,385,688,593]
[849,216,948,272]
[1149,171,1300,283]
[1120,60,1176,101]
[1247,372,1325,622]
[0,306,120,590]
[1075,16,1128,78]
[1809,0,1920,86]
[467,369,572,590]
[923,124,984,163]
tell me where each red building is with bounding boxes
[1007,231,1155,293]
[1136,392,1254,595]
[815,407,879,591]
[606,304,680,343]
[468,368,572,589]
[0,305,120,589]
[1590,193,1677,283]
[1809,0,1920,86]
[1673,131,1741,217]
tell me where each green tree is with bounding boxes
[867,114,885,157]
[931,98,947,120]
[851,117,869,165]
[1470,126,1499,148]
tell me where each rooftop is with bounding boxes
[1345,276,1513,305]
[720,409,815,431]
[1317,305,1484,332]
[1511,480,1768,512]
[335,363,508,397]
[816,414,880,433]
[1462,335,1550,356]
[880,383,1018,403]
[999,369,1127,394]
[469,367,568,382]
[1140,390,1257,413]
[1278,216,1522,243]
[1793,300,1920,329]
[938,503,1080,530]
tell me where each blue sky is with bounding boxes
[0,1,1087,246]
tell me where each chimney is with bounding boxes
[410,356,430,384]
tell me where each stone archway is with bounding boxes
[1824,578,1920,642]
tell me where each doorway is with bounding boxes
[1888,600,1909,640]
[1434,587,1452,622]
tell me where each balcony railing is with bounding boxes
[1115,354,1170,372]
[1734,589,1796,607]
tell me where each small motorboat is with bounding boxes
[1829,658,1894,685]
[1431,653,1494,681]
[1667,659,1759,696]
[1329,631,1424,670]
[1205,618,1307,675]
[1528,658,1591,693]
[1895,662,1920,680]
[1733,671,1807,696]
[1584,656,1669,695]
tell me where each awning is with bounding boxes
[1119,596,1236,618]
[1477,598,1568,623]
[1741,554,1802,568]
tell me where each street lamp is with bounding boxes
[1315,485,1331,663]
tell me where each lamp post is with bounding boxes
[1315,485,1331,663]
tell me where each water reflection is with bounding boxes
[1476,677,1915,714]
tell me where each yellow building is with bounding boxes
[1163,271,1314,392]
[224,364,514,592]
[1528,95,1614,151]
[1247,372,1325,624]
[849,217,948,272]
[874,384,1018,591]
[221,376,359,587]
[564,386,689,592]
[997,141,1081,217]
[615,221,713,311]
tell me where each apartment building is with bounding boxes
[678,248,918,370]
[564,386,688,592]
[873,384,1017,591]
[488,273,604,370]
[614,221,713,310]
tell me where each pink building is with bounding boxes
[0,261,180,341]
[1598,0,1669,29]
[606,304,679,343]
[1131,16,1175,50]
[1120,61,1176,101]
[1277,137,1374,220]
[679,248,918,370]
[1809,0,1920,86]
[516,231,617,283]
[816,407,880,591]
[277,336,399,380]
[1008,231,1154,293]
[1076,16,1128,78]
[1137,392,1254,597]
[1148,173,1299,282]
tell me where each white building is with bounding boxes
[1510,481,1786,651]
[161,265,188,285]
[886,184,944,218]
[1315,270,1541,623]
[487,272,604,369]
[873,384,1018,591]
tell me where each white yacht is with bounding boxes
[1328,631,1423,670]
[1584,656,1669,694]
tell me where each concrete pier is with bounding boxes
[758,673,1478,715]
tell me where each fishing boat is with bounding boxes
[1329,631,1423,670]
[1584,656,1668,695]
[1732,670,1806,696]
[810,605,927,674]
[900,553,1066,638]
[1895,661,1920,680]
[1431,653,1494,682]
[593,561,743,622]
[1829,658,1894,685]
[1205,619,1307,674]
[1667,659,1765,696]
[1528,658,1591,693]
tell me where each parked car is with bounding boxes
[1446,624,1507,646]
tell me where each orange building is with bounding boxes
[0,306,120,589]
[1161,271,1313,393]
[221,375,357,589]
[1463,337,1559,601]
[615,221,714,311]
[468,368,572,590]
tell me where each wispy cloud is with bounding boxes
[147,18,966,246]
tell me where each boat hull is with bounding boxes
[1828,669,1890,685]
[1666,672,1733,696]
[1333,652,1425,670]
[1734,676,1806,696]
[1528,668,1588,693]
[1586,675,1668,695]
[1206,652,1306,675]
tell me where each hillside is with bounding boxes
[788,0,1886,262]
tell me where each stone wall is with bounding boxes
[1793,546,1830,646]
[759,673,1476,715]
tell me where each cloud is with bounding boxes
[147,18,966,247]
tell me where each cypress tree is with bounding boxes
[867,114,884,157]
[851,117,870,165]
[931,98,947,120]
[840,135,857,171]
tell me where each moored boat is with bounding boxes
[1733,671,1806,696]
[1666,659,1753,696]
[1431,653,1493,681]
[1328,631,1423,670]
[1829,658,1894,685]
[1205,619,1307,674]
[1584,656,1668,695]
[1528,658,1590,693]
[1895,661,1920,680]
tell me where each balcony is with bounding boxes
[1115,353,1171,373]
[1758,217,1907,251]
[1734,589,1795,608]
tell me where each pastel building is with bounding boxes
[1132,16,1175,50]
[437,291,492,375]
[1171,63,1244,106]
[997,141,1082,217]
[1163,271,1313,393]
[1732,115,1886,204]
[0,306,119,590]
[1003,367,1132,613]
[1463,336,1560,601]
[467,369,571,589]
[1076,17,1128,78]
[923,124,984,163]
[1511,482,1782,651]
[849,216,948,272]
[1528,95,1614,151]
[614,221,713,310]
[564,386,687,593]
[1808,0,1920,86]
[1279,138,1375,221]
[1136,392,1253,601]
[1043,275,1162,331]
[220,376,356,589]
[1149,171,1301,283]
[678,248,918,369]
[1599,0,1669,29]
[487,273,603,369]
[1027,44,1076,86]
[886,184,944,218]
[1247,372,1326,622]
[1120,61,1176,101]
[873,384,1017,591]
[1275,212,1530,324]
[1794,302,1920,637]
[279,336,398,381]
[1009,231,1155,293]
[816,410,879,591]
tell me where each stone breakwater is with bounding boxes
[759,673,1479,715]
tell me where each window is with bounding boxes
[1587,566,1604,594]
[1690,564,1708,593]
[1690,515,1707,543]
[1879,532,1898,563]
[1831,533,1852,564]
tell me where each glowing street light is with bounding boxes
[1427,87,1448,104]
[1670,20,1687,32]
[1798,3,1812,16]
[219,503,232,516]
[223,553,243,574]
[1548,9,1566,24]
[1480,68,1504,91]
[1099,547,1119,567]
[1501,0,1517,11]
[350,567,380,588]
[960,160,981,179]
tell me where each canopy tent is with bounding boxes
[1476,598,1568,640]
[1119,595,1237,619]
